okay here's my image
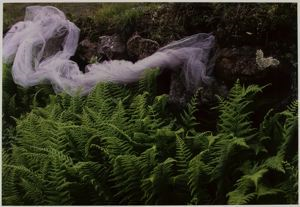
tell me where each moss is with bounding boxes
[95,3,141,27]
[89,3,159,39]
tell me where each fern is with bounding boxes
[227,160,285,205]
[102,136,134,156]
[111,155,143,204]
[180,89,200,133]
[138,68,160,96]
[71,161,112,202]
[278,100,298,161]
[3,73,297,205]
[141,158,176,204]
[43,149,73,205]
[216,81,262,138]
[280,160,298,203]
[139,146,158,176]
[3,150,23,205]
[175,135,192,174]
[186,151,212,204]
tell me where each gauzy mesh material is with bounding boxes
[3,6,215,96]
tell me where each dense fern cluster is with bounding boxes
[2,68,298,205]
[3,64,54,150]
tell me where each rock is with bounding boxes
[198,81,228,105]
[166,68,228,107]
[69,38,98,72]
[214,46,286,85]
[168,69,189,107]
[42,29,68,61]
[214,46,293,125]
[215,47,258,83]
[127,33,160,60]
[77,39,98,62]
[97,34,126,60]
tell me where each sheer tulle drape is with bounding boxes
[3,6,215,96]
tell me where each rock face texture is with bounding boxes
[214,47,289,85]
[71,38,97,72]
[215,47,263,83]
[127,33,160,60]
[42,31,68,61]
[167,69,228,107]
[76,34,160,64]
[70,34,293,114]
[214,46,293,118]
[77,39,98,62]
[97,34,126,60]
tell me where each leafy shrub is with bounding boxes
[2,68,298,205]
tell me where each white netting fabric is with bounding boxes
[3,6,215,96]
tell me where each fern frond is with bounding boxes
[227,163,270,205]
[20,177,45,204]
[280,160,298,203]
[111,155,142,204]
[180,89,200,133]
[72,161,112,201]
[278,100,298,160]
[85,83,115,115]
[43,148,73,205]
[3,151,24,205]
[4,164,43,188]
[175,135,192,174]
[243,168,268,190]
[256,184,283,199]
[102,136,134,156]
[186,152,211,203]
[210,134,249,181]
[139,146,158,176]
[227,190,256,205]
[138,68,160,96]
[128,92,149,127]
[216,81,262,139]
[263,154,285,173]
[141,158,176,204]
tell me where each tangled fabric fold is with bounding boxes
[3,6,215,96]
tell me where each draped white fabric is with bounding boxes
[3,6,215,96]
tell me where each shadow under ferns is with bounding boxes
[2,69,298,205]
